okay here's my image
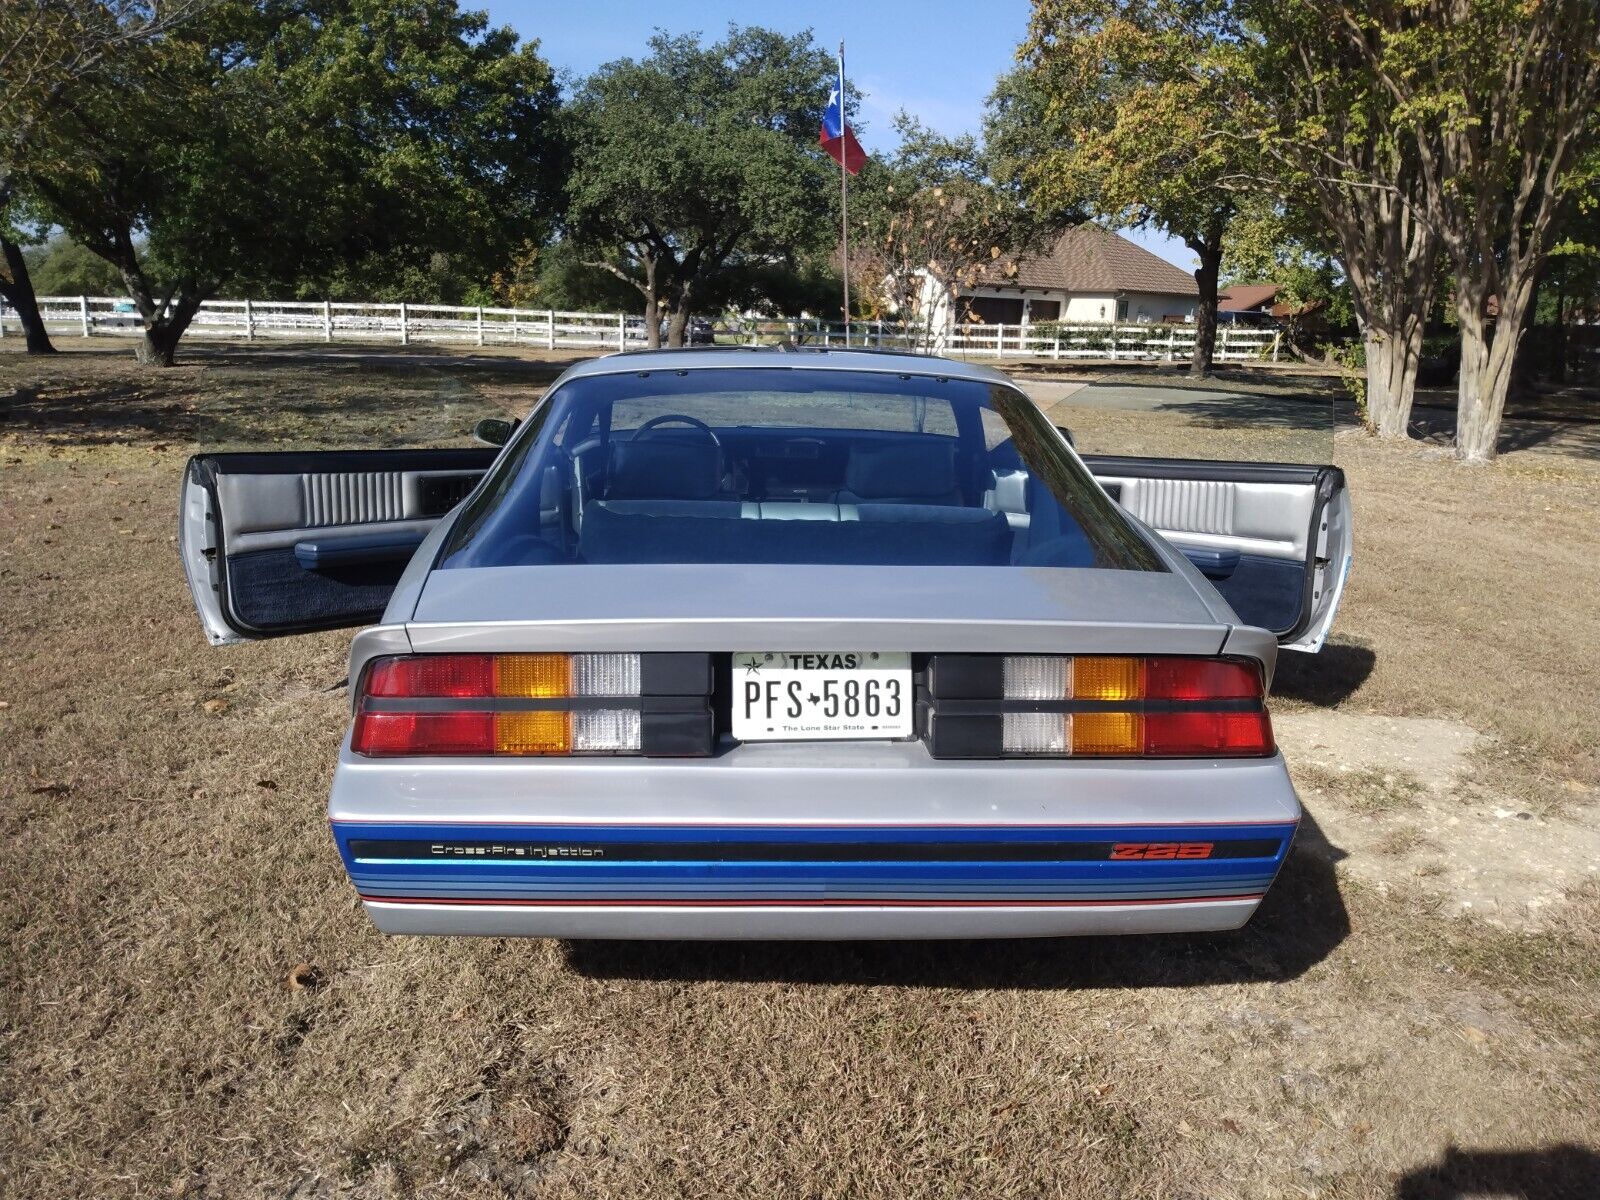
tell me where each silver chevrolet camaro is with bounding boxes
[180,349,1351,940]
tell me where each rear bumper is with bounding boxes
[362,895,1263,939]
[329,740,1300,940]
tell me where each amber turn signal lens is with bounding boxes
[495,654,570,698]
[1070,711,1144,755]
[494,710,571,754]
[1072,656,1144,701]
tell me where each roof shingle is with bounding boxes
[976,225,1198,297]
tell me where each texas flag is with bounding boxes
[819,61,867,175]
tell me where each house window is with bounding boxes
[1116,298,1130,321]
[1028,299,1061,322]
[964,296,1025,325]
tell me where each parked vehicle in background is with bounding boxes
[179,349,1351,940]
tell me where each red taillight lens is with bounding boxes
[365,655,494,698]
[352,710,494,756]
[1142,710,1275,757]
[1143,657,1260,701]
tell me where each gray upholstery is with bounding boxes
[838,442,962,505]
[1095,475,1315,560]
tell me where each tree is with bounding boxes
[24,233,127,296]
[1015,0,1256,376]
[564,26,836,349]
[0,1,205,353]
[1233,1,1442,440]
[24,0,561,365]
[1221,197,1356,346]
[1347,0,1600,462]
[847,113,1049,346]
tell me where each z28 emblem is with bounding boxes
[1109,842,1215,860]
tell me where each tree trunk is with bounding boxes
[665,306,689,349]
[0,237,57,354]
[1551,280,1568,383]
[131,293,205,367]
[643,294,661,350]
[1361,318,1425,439]
[1453,280,1522,463]
[1189,242,1222,378]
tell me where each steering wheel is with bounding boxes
[631,413,722,448]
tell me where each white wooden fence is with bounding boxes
[0,295,1282,362]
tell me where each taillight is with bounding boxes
[926,655,1273,759]
[351,653,711,757]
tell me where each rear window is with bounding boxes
[440,366,1163,572]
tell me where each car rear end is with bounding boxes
[328,565,1299,940]
[320,354,1304,939]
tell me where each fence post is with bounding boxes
[1110,322,1119,362]
[1271,330,1281,362]
[0,299,6,339]
[618,313,626,350]
[1167,327,1176,362]
[80,296,91,338]
[398,302,408,345]
[475,306,485,347]
[546,310,556,350]
[243,297,254,341]
[323,300,333,342]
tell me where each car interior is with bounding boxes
[184,387,1344,647]
[447,412,1110,573]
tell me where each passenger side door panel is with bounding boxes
[1083,456,1351,652]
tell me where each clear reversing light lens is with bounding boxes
[1002,712,1067,754]
[572,653,641,697]
[573,708,642,751]
[1002,656,1070,699]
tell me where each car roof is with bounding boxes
[552,346,1020,388]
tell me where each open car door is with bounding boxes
[1082,455,1352,653]
[180,449,496,645]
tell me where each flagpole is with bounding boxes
[839,41,850,348]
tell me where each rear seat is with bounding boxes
[579,499,1013,565]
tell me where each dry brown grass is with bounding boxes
[2,345,1598,1199]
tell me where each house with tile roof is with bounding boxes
[917,225,1199,330]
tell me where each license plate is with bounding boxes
[732,651,913,741]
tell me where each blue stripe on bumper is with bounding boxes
[333,821,1297,906]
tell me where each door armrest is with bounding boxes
[294,530,427,570]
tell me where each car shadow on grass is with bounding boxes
[562,810,1350,990]
[1393,1144,1600,1200]
[1273,639,1377,707]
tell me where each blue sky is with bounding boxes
[480,0,1195,270]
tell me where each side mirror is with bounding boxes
[1054,424,1075,447]
[472,417,518,447]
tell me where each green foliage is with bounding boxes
[1222,199,1354,329]
[21,0,563,360]
[1330,339,1369,427]
[563,26,835,340]
[1013,0,1249,252]
[23,235,125,296]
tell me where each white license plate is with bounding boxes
[732,651,913,741]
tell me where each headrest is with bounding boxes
[844,442,959,500]
[605,440,723,500]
